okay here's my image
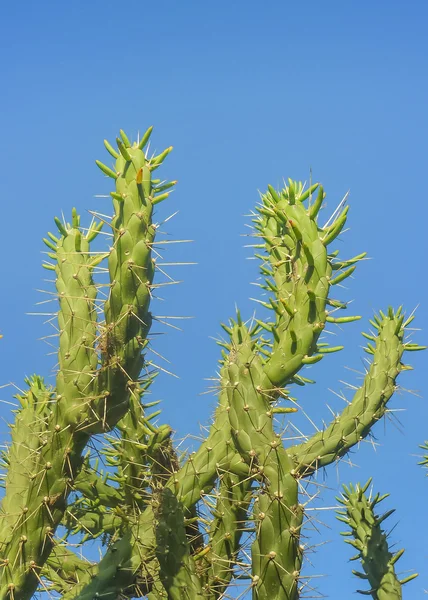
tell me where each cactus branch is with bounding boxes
[289,308,417,477]
[337,479,417,599]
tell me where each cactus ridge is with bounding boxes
[0,130,424,600]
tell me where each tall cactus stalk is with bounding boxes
[0,128,424,600]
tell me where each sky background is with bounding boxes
[1,1,428,597]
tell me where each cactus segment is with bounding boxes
[0,212,102,598]
[337,481,417,598]
[253,180,361,390]
[55,211,99,429]
[0,377,59,597]
[289,309,412,476]
[93,133,171,431]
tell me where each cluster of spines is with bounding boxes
[337,479,417,597]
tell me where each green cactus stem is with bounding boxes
[337,479,418,599]
[224,318,302,600]
[253,181,364,391]
[61,511,157,600]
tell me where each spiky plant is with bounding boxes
[336,480,417,599]
[0,128,424,600]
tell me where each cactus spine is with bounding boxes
[0,129,424,600]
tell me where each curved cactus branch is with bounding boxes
[154,488,203,600]
[289,308,425,477]
[61,510,156,600]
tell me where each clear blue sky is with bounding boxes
[1,1,427,597]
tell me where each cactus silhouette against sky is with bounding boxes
[336,479,417,600]
[0,128,424,600]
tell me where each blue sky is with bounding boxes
[1,1,427,597]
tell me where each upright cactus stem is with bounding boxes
[337,480,418,599]
[0,129,424,600]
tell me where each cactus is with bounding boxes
[336,480,417,599]
[0,128,424,600]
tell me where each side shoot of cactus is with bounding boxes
[337,479,417,599]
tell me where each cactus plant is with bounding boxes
[336,479,417,599]
[0,127,424,600]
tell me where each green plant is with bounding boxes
[0,127,424,600]
[336,480,417,599]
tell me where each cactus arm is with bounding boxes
[54,209,100,432]
[72,457,123,508]
[0,377,58,597]
[289,308,422,477]
[91,137,172,431]
[336,479,417,599]
[150,181,365,599]
[163,388,249,507]
[0,214,102,599]
[253,182,365,390]
[64,506,124,541]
